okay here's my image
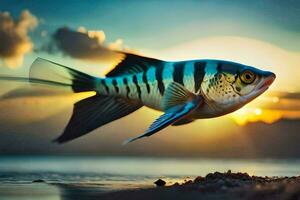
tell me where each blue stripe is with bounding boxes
[183,61,195,91]
[147,67,156,83]
[162,62,174,81]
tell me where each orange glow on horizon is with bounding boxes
[230,108,283,126]
[0,91,96,124]
[230,93,300,126]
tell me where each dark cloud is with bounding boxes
[278,92,300,100]
[44,27,126,62]
[0,10,38,68]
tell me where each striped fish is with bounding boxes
[0,52,276,144]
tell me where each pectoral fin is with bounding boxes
[123,82,203,144]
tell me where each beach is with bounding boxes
[57,172,300,200]
[1,156,300,200]
[96,171,300,200]
[2,171,300,200]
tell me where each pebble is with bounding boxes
[32,179,45,183]
[154,179,166,187]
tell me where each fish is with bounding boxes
[0,52,276,144]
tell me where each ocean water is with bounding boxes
[1,156,300,200]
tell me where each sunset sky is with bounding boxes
[0,0,300,157]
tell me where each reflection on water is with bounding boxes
[1,156,300,200]
[54,183,113,200]
[0,183,60,200]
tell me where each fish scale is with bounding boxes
[99,61,205,110]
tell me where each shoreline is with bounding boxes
[2,170,300,200]
[51,171,300,200]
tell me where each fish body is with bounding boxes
[0,52,276,144]
[97,61,199,111]
[96,59,274,119]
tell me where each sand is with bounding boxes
[52,171,300,200]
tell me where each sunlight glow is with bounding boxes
[272,97,279,103]
[159,36,300,92]
[254,108,262,115]
[231,108,282,126]
[0,91,96,124]
[229,92,300,126]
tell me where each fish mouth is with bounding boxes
[258,73,276,91]
[240,72,276,104]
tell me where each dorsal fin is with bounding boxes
[106,53,165,77]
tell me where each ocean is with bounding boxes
[0,156,300,200]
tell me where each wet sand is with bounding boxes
[52,171,300,200]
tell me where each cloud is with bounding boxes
[0,10,38,68]
[47,26,127,62]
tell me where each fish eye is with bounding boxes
[240,70,256,84]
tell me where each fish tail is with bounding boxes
[27,58,142,144]
[29,58,98,93]
[0,58,98,93]
[0,57,145,144]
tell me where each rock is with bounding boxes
[32,179,45,183]
[194,176,205,183]
[172,182,180,186]
[157,171,300,199]
[221,185,228,190]
[154,179,166,187]
[205,173,215,180]
[183,180,193,185]
[206,172,225,180]
[216,179,225,187]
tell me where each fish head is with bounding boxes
[201,61,276,113]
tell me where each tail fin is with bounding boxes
[29,58,97,92]
[0,58,97,93]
